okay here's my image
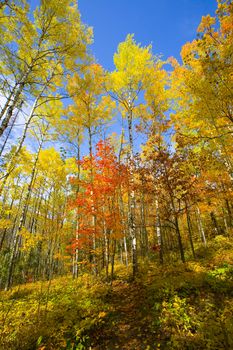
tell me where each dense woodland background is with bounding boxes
[0,0,232,349]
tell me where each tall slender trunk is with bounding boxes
[73,219,79,278]
[0,83,25,137]
[140,181,148,257]
[163,162,185,262]
[119,187,128,266]
[41,189,52,279]
[118,128,128,266]
[185,201,196,259]
[0,87,48,191]
[127,107,137,277]
[0,195,15,251]
[5,130,46,290]
[210,211,220,236]
[174,214,185,263]
[225,199,232,227]
[155,198,163,264]
[123,236,128,266]
[29,189,43,234]
[103,217,110,279]
[0,85,17,121]
[73,135,81,278]
[88,126,97,275]
[111,238,116,281]
[196,206,207,246]
[222,208,230,236]
[0,103,22,157]
[0,63,35,137]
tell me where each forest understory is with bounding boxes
[1,238,233,350]
[0,0,233,349]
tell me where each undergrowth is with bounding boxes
[0,235,233,350]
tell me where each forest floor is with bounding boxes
[91,278,156,349]
[1,236,233,350]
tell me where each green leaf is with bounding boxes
[36,335,43,346]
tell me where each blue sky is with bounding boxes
[78,0,217,70]
[76,0,217,153]
[25,0,218,156]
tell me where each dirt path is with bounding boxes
[92,280,157,349]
